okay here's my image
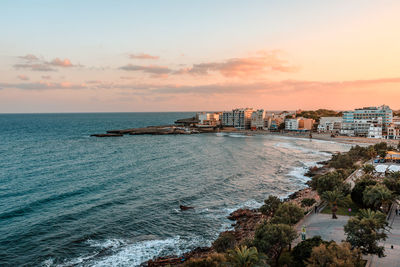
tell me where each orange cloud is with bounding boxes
[49,58,74,67]
[177,52,298,78]
[129,53,159,60]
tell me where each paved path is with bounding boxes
[369,204,400,267]
[294,213,350,246]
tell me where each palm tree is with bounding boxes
[363,164,375,174]
[321,190,348,219]
[357,209,387,227]
[226,245,259,267]
[363,184,394,212]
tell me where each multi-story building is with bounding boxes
[285,117,314,131]
[250,109,266,130]
[340,105,393,137]
[221,108,253,129]
[196,112,221,126]
[317,117,342,133]
[285,118,299,131]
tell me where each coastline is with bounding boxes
[146,134,340,266]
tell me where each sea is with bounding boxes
[0,112,352,266]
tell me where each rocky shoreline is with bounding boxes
[145,177,327,266]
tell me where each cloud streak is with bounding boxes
[129,53,159,60]
[14,55,79,71]
[177,52,298,78]
[119,64,172,75]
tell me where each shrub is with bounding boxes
[184,253,226,267]
[301,198,316,207]
[212,232,236,253]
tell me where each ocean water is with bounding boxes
[0,113,352,267]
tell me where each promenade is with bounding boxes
[293,213,349,246]
[368,203,400,267]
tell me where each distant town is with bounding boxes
[188,105,399,139]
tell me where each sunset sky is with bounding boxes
[1,0,400,113]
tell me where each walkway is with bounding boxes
[293,213,350,246]
[369,204,400,267]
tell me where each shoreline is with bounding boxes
[146,135,335,266]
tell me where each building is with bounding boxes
[317,117,342,132]
[221,108,253,129]
[285,118,299,131]
[285,117,315,131]
[250,109,266,130]
[196,112,221,126]
[341,105,393,137]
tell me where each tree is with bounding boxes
[253,223,297,266]
[311,172,344,195]
[321,190,348,219]
[291,236,325,267]
[301,198,316,208]
[270,202,304,225]
[226,246,259,267]
[363,184,394,211]
[259,195,282,216]
[344,209,388,257]
[212,232,236,253]
[307,242,363,267]
[351,176,377,207]
[383,177,400,195]
[362,164,375,174]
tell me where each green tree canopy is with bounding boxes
[321,190,349,219]
[226,246,259,267]
[363,184,393,211]
[270,202,304,225]
[259,195,282,217]
[253,223,297,266]
[291,236,325,267]
[307,242,363,267]
[344,209,388,257]
[351,176,377,207]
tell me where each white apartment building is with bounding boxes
[221,108,253,129]
[250,109,266,130]
[285,118,299,130]
[341,105,393,137]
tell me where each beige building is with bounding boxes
[251,109,266,130]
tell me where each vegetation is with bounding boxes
[362,164,375,174]
[253,223,297,266]
[301,198,316,208]
[321,190,349,219]
[310,171,346,195]
[212,232,236,253]
[363,184,393,211]
[270,202,304,225]
[226,246,260,267]
[384,172,400,195]
[291,236,325,267]
[351,175,377,207]
[295,109,342,122]
[321,195,360,216]
[183,253,227,267]
[344,209,388,257]
[307,242,363,267]
[259,195,282,217]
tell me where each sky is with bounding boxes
[1,0,400,113]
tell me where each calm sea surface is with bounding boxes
[0,113,351,266]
